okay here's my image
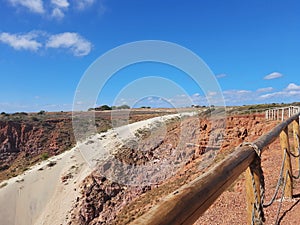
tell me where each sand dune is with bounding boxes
[0,148,89,225]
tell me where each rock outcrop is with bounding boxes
[69,113,278,225]
[0,117,75,180]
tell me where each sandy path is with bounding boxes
[0,112,195,225]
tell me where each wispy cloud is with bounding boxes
[259,83,300,101]
[285,83,300,91]
[7,0,103,19]
[259,92,285,99]
[256,87,274,93]
[222,89,254,104]
[0,31,92,56]
[50,0,69,19]
[216,73,227,78]
[103,82,300,109]
[76,0,96,10]
[46,32,92,56]
[51,0,69,8]
[8,0,45,14]
[51,7,65,19]
[264,72,283,80]
[0,102,72,113]
[0,32,42,51]
[168,94,207,107]
[51,0,70,20]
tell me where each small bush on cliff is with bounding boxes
[95,105,112,111]
[0,182,8,189]
[41,152,49,160]
[31,116,39,122]
[1,112,9,117]
[38,110,46,115]
[12,112,28,116]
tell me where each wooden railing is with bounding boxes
[265,105,300,121]
[130,112,300,225]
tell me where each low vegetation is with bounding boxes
[0,182,8,189]
[41,152,49,160]
[88,104,131,111]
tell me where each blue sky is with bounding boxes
[0,0,300,112]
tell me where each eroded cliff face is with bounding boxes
[0,118,75,180]
[0,112,279,225]
[0,110,178,182]
[68,114,278,225]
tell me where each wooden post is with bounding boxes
[293,118,300,173]
[246,162,263,225]
[270,110,273,120]
[131,114,300,225]
[280,126,293,198]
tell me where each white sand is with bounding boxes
[0,112,195,225]
[0,148,90,225]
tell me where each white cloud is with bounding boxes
[0,31,92,56]
[51,0,69,8]
[264,72,283,80]
[237,90,251,94]
[107,83,300,108]
[259,83,300,101]
[7,0,106,19]
[46,32,92,56]
[222,89,254,104]
[207,91,217,96]
[76,0,95,10]
[50,0,69,19]
[288,90,300,96]
[51,8,65,19]
[216,74,226,78]
[256,87,274,93]
[285,83,300,91]
[8,0,45,14]
[0,32,42,51]
[259,92,285,99]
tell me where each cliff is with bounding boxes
[68,113,278,225]
[0,117,75,181]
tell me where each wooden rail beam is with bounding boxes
[131,145,257,225]
[130,113,300,225]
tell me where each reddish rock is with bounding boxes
[0,118,75,180]
[69,113,279,225]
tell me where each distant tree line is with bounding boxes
[191,105,207,108]
[88,104,131,111]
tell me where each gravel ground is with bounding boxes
[197,138,300,225]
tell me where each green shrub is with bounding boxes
[41,152,49,160]
[1,112,9,117]
[0,182,8,189]
[31,117,39,121]
[38,110,46,115]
